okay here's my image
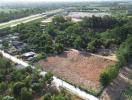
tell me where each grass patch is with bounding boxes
[51,74,103,97]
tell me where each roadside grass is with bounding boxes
[55,75,103,97]
[0,15,43,29]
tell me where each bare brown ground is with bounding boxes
[38,49,115,92]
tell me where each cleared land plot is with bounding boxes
[39,49,115,94]
[68,12,111,18]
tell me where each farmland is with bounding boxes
[38,49,115,94]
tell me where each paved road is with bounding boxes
[0,9,63,29]
[0,50,98,100]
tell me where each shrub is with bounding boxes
[87,39,102,52]
[20,87,33,100]
[2,96,15,100]
[13,82,25,97]
[0,74,4,82]
[43,93,52,100]
[0,95,3,100]
[116,36,132,67]
[0,82,7,93]
[52,94,66,100]
[100,72,110,86]
[23,75,32,88]
[100,65,119,86]
[87,44,96,52]
[24,66,33,74]
[31,83,42,93]
[43,72,53,84]
[54,43,64,54]
[32,53,46,63]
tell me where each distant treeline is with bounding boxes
[0,8,46,23]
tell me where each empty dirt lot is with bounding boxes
[38,49,115,93]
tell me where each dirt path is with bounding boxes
[89,53,117,62]
[69,49,117,62]
[100,66,132,100]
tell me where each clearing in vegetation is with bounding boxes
[38,49,115,95]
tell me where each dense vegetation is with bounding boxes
[0,54,78,100]
[12,16,125,53]
[100,18,132,86]
[12,15,132,87]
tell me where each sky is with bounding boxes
[0,0,125,3]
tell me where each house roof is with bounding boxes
[22,52,36,57]
[12,41,23,46]
[10,36,19,40]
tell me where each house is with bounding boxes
[22,52,36,59]
[10,36,19,41]
[12,41,23,47]
[12,41,27,52]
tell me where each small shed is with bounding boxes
[12,41,23,47]
[22,52,36,59]
[10,36,19,40]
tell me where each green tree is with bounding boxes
[43,72,53,84]
[52,94,67,100]
[20,87,33,100]
[2,40,9,49]
[0,82,7,94]
[100,72,110,87]
[13,82,25,97]
[73,36,83,49]
[2,96,15,100]
[117,36,132,67]
[87,42,96,52]
[31,83,42,93]
[54,43,64,54]
[100,65,119,86]
[43,93,52,100]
